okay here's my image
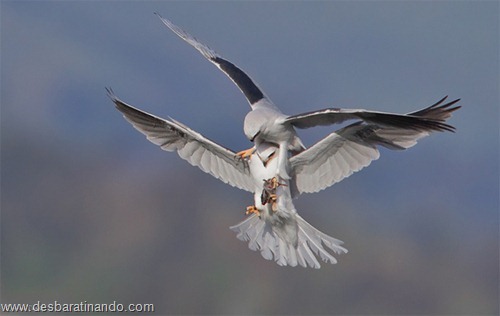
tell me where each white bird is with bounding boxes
[108,88,459,268]
[108,15,460,268]
[155,13,459,180]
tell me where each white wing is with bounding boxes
[290,123,431,194]
[290,98,460,194]
[155,13,277,110]
[108,89,254,192]
[290,123,382,194]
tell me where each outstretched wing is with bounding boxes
[108,88,254,192]
[290,98,460,194]
[285,96,460,132]
[156,13,276,109]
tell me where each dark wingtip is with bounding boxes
[445,98,461,108]
[431,95,448,108]
[440,122,457,133]
[105,87,116,101]
[105,87,128,113]
[448,100,461,112]
[154,12,167,23]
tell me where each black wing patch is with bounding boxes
[213,57,264,104]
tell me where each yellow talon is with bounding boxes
[245,205,260,216]
[270,177,287,189]
[261,177,287,212]
[236,147,255,160]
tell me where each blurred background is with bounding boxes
[1,1,498,315]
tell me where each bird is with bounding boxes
[108,15,461,268]
[108,89,459,268]
[108,90,347,267]
[154,13,459,180]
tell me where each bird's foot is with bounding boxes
[269,177,287,189]
[245,205,260,217]
[235,147,255,160]
[269,194,280,212]
[263,177,287,193]
[262,178,287,212]
[262,193,277,205]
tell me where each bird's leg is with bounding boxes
[245,205,260,217]
[235,147,255,160]
[262,177,288,212]
[270,177,287,189]
[271,177,288,212]
[276,142,291,179]
[268,193,279,212]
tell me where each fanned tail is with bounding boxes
[230,213,347,268]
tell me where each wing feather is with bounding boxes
[108,88,254,192]
[290,98,460,194]
[291,123,430,194]
[155,13,272,108]
[285,96,460,132]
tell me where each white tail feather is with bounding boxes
[230,213,347,268]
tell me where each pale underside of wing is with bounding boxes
[108,89,254,192]
[285,96,461,132]
[290,122,433,194]
[155,13,277,109]
[289,97,460,194]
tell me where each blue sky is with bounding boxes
[2,1,498,314]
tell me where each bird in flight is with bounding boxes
[108,14,460,268]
